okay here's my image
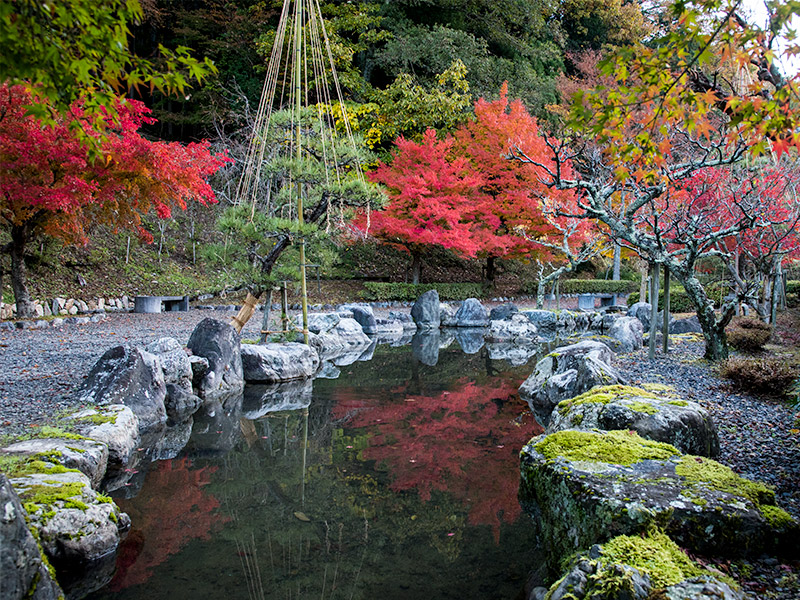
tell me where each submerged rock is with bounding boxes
[519,429,798,573]
[548,384,720,457]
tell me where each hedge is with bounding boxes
[522,279,638,295]
[627,289,695,313]
[362,282,488,302]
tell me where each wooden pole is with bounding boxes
[259,287,274,343]
[662,265,670,355]
[281,282,289,334]
[232,292,260,334]
[648,263,660,360]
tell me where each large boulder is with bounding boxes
[310,318,371,360]
[76,345,167,432]
[518,341,624,424]
[488,314,539,342]
[241,342,319,383]
[454,298,489,327]
[607,316,644,353]
[411,290,440,329]
[307,312,341,334]
[145,337,201,421]
[489,303,519,321]
[440,303,458,327]
[0,474,64,600]
[187,318,244,401]
[628,302,674,332]
[519,429,799,573]
[523,310,558,335]
[671,315,703,334]
[548,384,720,457]
[10,468,130,596]
[0,437,109,490]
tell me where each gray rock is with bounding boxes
[187,318,244,402]
[69,405,140,473]
[628,302,674,332]
[0,474,64,600]
[164,383,202,424]
[523,310,558,334]
[373,318,405,338]
[488,314,538,342]
[411,290,440,329]
[144,337,193,390]
[440,303,458,327]
[11,470,130,591]
[241,342,319,383]
[242,379,313,419]
[307,312,341,334]
[547,384,720,457]
[340,304,378,334]
[388,311,416,330]
[0,437,109,489]
[489,303,519,321]
[454,298,489,327]
[519,429,799,571]
[487,342,541,366]
[314,361,341,379]
[663,577,745,599]
[608,316,644,353]
[546,558,650,600]
[556,311,577,333]
[671,315,702,334]
[76,345,167,432]
[310,318,371,361]
[153,420,193,461]
[519,341,623,424]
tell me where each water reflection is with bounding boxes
[90,343,548,600]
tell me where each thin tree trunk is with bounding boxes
[9,224,35,319]
[612,244,621,280]
[639,263,648,302]
[770,259,781,326]
[680,274,733,361]
[259,288,274,343]
[648,263,660,360]
[485,256,496,287]
[411,252,422,285]
[662,266,670,355]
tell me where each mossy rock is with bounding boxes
[544,530,744,600]
[0,437,109,489]
[549,385,720,457]
[519,430,798,576]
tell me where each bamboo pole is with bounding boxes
[231,292,260,334]
[294,0,310,345]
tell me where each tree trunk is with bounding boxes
[662,266,670,355]
[612,244,621,280]
[680,273,733,361]
[639,263,648,302]
[9,224,36,319]
[648,263,660,360]
[411,252,422,285]
[485,256,496,287]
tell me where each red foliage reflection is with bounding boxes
[109,458,229,590]
[333,378,542,541]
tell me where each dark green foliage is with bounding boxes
[726,317,772,353]
[627,289,695,313]
[523,279,637,295]
[785,280,800,295]
[720,357,799,397]
[362,282,487,301]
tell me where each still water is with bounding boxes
[88,338,547,600]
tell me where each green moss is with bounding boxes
[28,426,87,441]
[627,402,658,415]
[108,510,118,524]
[640,383,675,394]
[667,400,689,407]
[675,456,774,506]
[571,413,584,426]
[761,505,795,529]
[690,497,708,507]
[558,385,661,415]
[74,413,116,426]
[533,430,680,466]
[601,530,705,590]
[19,481,89,516]
[0,453,77,478]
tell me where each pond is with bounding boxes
[87,336,550,600]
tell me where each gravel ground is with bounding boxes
[1,309,798,597]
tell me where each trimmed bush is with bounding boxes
[362,282,487,302]
[627,288,695,313]
[720,357,799,397]
[785,280,800,295]
[522,279,637,295]
[726,317,772,353]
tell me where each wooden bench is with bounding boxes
[134,295,190,314]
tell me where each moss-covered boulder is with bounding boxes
[519,430,798,575]
[548,384,720,457]
[542,530,744,600]
[9,465,130,598]
[0,437,109,489]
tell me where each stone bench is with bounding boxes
[134,295,190,314]
[578,293,620,310]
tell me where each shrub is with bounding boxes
[362,282,487,301]
[627,288,695,313]
[720,357,799,397]
[522,279,637,295]
[726,317,772,353]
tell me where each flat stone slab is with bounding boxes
[241,342,319,383]
[0,437,109,490]
[519,430,798,570]
[547,384,720,457]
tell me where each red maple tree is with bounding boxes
[0,84,229,317]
